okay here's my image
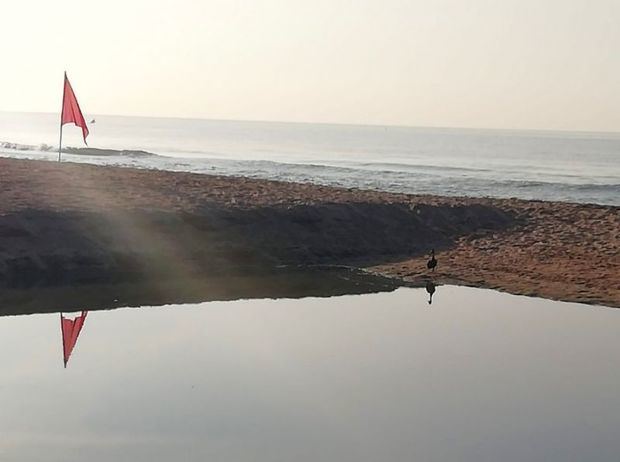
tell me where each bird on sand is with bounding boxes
[427,249,437,272]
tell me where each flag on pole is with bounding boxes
[60,311,88,367]
[61,72,89,144]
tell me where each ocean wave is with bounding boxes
[63,147,159,158]
[334,161,494,174]
[0,141,160,158]
[1,139,618,206]
[0,141,54,152]
[483,178,620,191]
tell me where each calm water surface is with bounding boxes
[1,286,619,461]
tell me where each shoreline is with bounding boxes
[370,199,619,308]
[0,157,617,308]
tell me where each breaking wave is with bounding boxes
[0,139,618,206]
[0,141,160,158]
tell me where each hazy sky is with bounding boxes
[1,0,618,131]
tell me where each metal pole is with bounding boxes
[58,126,63,162]
[60,312,66,368]
[58,71,66,162]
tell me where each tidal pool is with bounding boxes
[1,286,618,461]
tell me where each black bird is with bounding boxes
[427,249,437,272]
[425,280,436,305]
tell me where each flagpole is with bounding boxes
[58,71,66,163]
[58,126,63,163]
[60,312,66,368]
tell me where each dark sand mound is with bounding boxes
[0,157,617,308]
[0,202,514,288]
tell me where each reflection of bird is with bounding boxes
[427,249,437,272]
[425,280,436,305]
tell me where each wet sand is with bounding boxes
[0,157,617,307]
[372,200,619,307]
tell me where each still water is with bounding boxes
[1,286,618,461]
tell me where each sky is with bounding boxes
[0,0,618,131]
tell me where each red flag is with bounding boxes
[61,72,89,144]
[61,311,88,367]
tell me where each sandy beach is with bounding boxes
[0,157,617,307]
[372,200,619,307]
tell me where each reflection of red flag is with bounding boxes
[61,311,88,367]
[61,72,89,144]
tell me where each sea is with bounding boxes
[1,111,619,206]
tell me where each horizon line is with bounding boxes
[2,109,619,137]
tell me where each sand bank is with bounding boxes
[0,157,617,308]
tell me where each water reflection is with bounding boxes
[60,311,88,367]
[1,286,619,461]
[0,267,400,316]
[425,280,436,304]
[28,268,397,367]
